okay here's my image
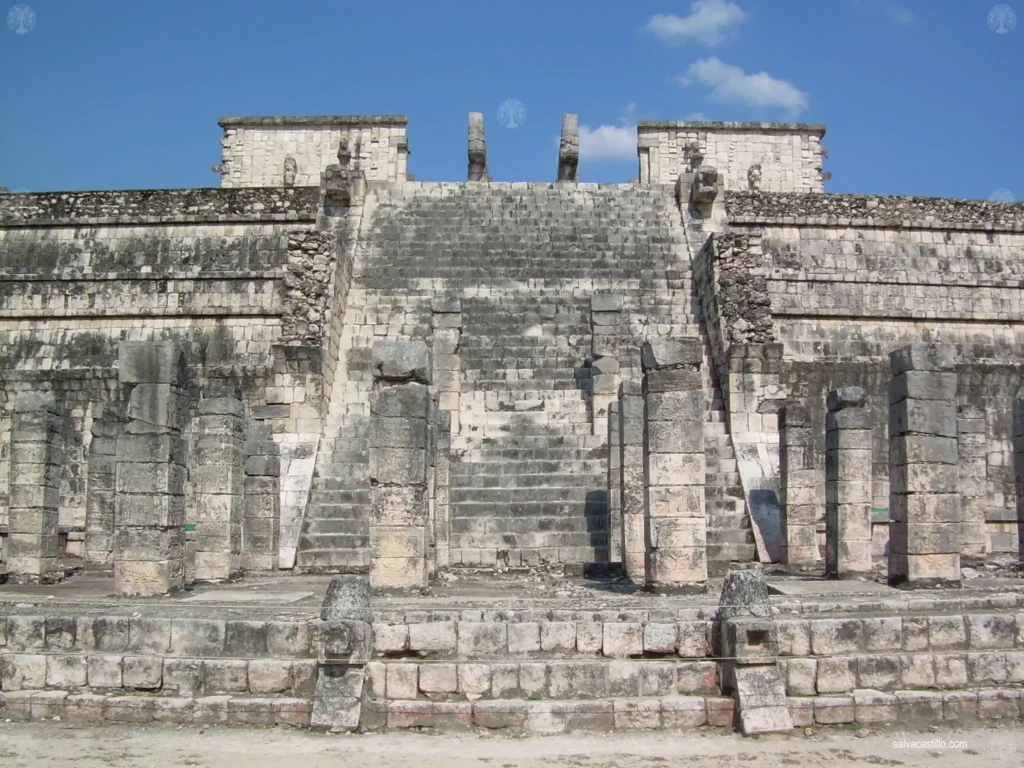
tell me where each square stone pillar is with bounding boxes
[957,405,989,561]
[778,403,818,565]
[825,387,873,578]
[888,344,960,587]
[192,396,245,581]
[618,380,645,582]
[114,341,189,596]
[607,399,622,565]
[85,403,126,565]
[1013,390,1024,564]
[7,392,63,580]
[641,339,707,590]
[242,424,281,572]
[369,340,431,590]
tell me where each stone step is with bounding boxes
[706,542,757,562]
[306,504,367,522]
[302,518,367,535]
[308,490,370,506]
[706,528,754,545]
[707,505,749,524]
[705,458,737,474]
[452,475,607,490]
[295,549,370,571]
[708,499,749,518]
[297,532,368,551]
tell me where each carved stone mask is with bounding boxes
[283,156,297,186]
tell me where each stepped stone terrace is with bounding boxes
[0,113,1022,735]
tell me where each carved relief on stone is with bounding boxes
[688,141,704,172]
[691,165,721,205]
[747,163,762,191]
[283,156,297,187]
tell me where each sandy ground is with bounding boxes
[0,722,1021,768]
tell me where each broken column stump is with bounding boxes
[242,424,281,572]
[369,340,432,590]
[311,574,372,732]
[193,395,245,581]
[7,392,63,581]
[718,570,793,736]
[824,387,873,578]
[618,380,646,583]
[888,343,961,587]
[114,341,189,596]
[641,338,707,591]
[778,402,819,566]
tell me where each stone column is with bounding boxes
[432,409,452,571]
[607,399,622,565]
[192,396,245,581]
[85,403,126,565]
[888,344,960,586]
[1013,390,1024,564]
[641,338,707,590]
[778,403,818,565]
[957,405,988,561]
[467,112,488,182]
[114,341,189,596]
[311,574,372,732]
[824,387,873,578]
[618,380,645,582]
[557,113,579,182]
[369,340,432,590]
[7,392,63,580]
[242,424,281,572]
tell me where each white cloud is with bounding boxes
[885,3,915,24]
[645,0,748,47]
[677,57,808,116]
[852,0,916,25]
[579,124,637,161]
[685,112,708,120]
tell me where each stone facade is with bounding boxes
[0,113,1021,583]
[218,116,409,187]
[637,121,826,192]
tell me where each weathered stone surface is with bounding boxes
[321,575,371,622]
[372,340,431,383]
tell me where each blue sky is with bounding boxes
[1,0,1021,198]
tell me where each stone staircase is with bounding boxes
[295,181,760,573]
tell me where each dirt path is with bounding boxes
[0,722,1021,768]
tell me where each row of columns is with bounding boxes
[6,341,281,595]
[779,343,1016,586]
[610,340,1024,591]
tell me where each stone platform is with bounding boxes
[1,568,1023,732]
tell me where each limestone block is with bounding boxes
[372,340,431,383]
[123,656,163,690]
[408,622,457,654]
[118,341,186,384]
[419,663,458,694]
[603,623,643,658]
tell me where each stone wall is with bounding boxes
[217,117,409,188]
[0,190,319,553]
[637,122,826,192]
[726,192,1024,555]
